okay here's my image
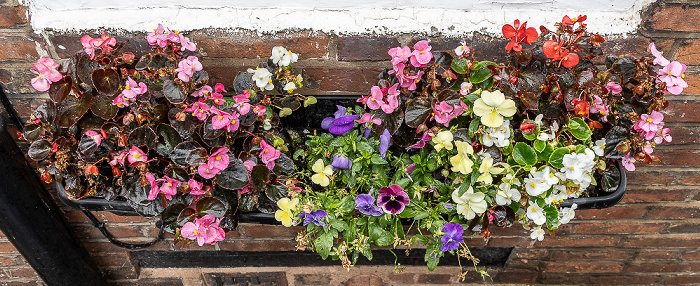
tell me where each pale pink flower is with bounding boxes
[253,105,266,116]
[658,61,688,95]
[622,153,636,172]
[120,77,148,99]
[210,107,233,130]
[382,83,400,114]
[30,58,62,92]
[410,40,433,67]
[192,85,212,98]
[197,162,220,179]
[81,32,117,59]
[146,172,164,201]
[157,176,180,200]
[605,81,622,95]
[184,101,211,121]
[459,82,472,96]
[654,128,672,144]
[649,43,670,67]
[260,140,280,170]
[366,86,384,110]
[180,215,226,246]
[642,141,654,155]
[225,112,240,133]
[175,56,203,82]
[388,46,411,66]
[147,24,169,48]
[109,151,128,166]
[358,113,382,125]
[84,130,103,146]
[127,146,147,164]
[178,34,197,51]
[634,111,664,140]
[455,40,470,57]
[232,94,251,115]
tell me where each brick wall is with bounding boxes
[0,0,699,285]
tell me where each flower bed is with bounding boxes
[21,16,684,277]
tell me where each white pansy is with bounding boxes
[526,201,546,225]
[559,203,578,224]
[530,226,545,241]
[248,67,274,90]
[495,182,521,205]
[593,139,606,157]
[452,187,488,220]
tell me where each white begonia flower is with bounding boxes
[432,131,454,152]
[526,201,546,225]
[472,90,517,128]
[450,141,474,175]
[559,203,578,224]
[561,153,587,182]
[263,117,272,130]
[248,67,274,91]
[541,167,559,186]
[496,182,521,205]
[283,82,297,93]
[452,187,488,220]
[270,46,287,65]
[530,226,545,241]
[477,156,504,185]
[546,185,567,205]
[523,175,549,197]
[270,46,299,67]
[534,114,544,126]
[593,139,606,157]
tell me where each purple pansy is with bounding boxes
[299,209,327,227]
[377,184,410,214]
[355,194,383,217]
[331,155,352,170]
[321,106,359,135]
[440,223,464,252]
[380,129,391,158]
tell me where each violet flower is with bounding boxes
[380,129,391,158]
[440,223,464,252]
[377,184,410,214]
[355,194,383,217]
[321,106,359,135]
[331,155,352,170]
[299,210,328,227]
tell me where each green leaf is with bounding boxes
[362,247,373,261]
[548,147,571,169]
[369,223,392,247]
[338,196,355,214]
[533,140,546,152]
[469,61,495,84]
[315,230,334,259]
[468,118,480,138]
[536,143,554,163]
[304,96,317,107]
[330,219,348,232]
[371,154,387,165]
[195,197,228,218]
[451,58,470,74]
[513,142,538,166]
[601,167,621,193]
[279,107,293,117]
[330,136,345,147]
[567,117,592,140]
[544,205,560,229]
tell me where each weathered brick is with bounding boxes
[337,37,399,62]
[344,274,382,286]
[576,205,649,220]
[646,206,700,219]
[537,236,620,248]
[664,223,700,233]
[8,267,38,278]
[492,268,538,283]
[0,6,25,27]
[240,224,303,238]
[0,256,16,266]
[655,149,700,167]
[409,35,511,63]
[486,237,531,247]
[92,253,132,268]
[103,266,138,280]
[663,101,700,123]
[623,189,691,203]
[650,6,700,32]
[666,126,700,145]
[111,278,184,286]
[0,242,17,252]
[664,274,700,285]
[294,273,332,285]
[682,69,700,95]
[73,224,147,239]
[191,30,329,59]
[680,251,700,260]
[539,273,589,284]
[677,39,700,66]
[626,171,675,186]
[574,222,666,234]
[416,274,453,284]
[511,249,548,260]
[544,261,623,274]
[202,65,248,90]
[626,262,699,273]
[304,67,385,92]
[597,35,652,64]
[636,250,677,260]
[386,273,415,284]
[588,274,663,285]
[0,36,40,61]
[52,34,152,59]
[549,249,634,261]
[622,237,700,248]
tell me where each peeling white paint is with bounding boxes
[25,0,653,35]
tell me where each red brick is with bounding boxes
[8,267,38,278]
[294,273,332,285]
[0,256,16,266]
[626,262,699,273]
[539,273,589,284]
[537,236,620,248]
[92,253,132,268]
[623,189,691,203]
[664,223,700,233]
[0,6,26,27]
[191,30,329,59]
[655,148,700,167]
[664,274,700,285]
[650,6,700,32]
[111,278,184,286]
[677,39,700,66]
[678,172,700,185]
[544,261,623,274]
[665,126,700,145]
[103,266,138,280]
[588,274,663,285]
[574,222,665,234]
[512,249,548,260]
[646,206,700,219]
[550,249,634,261]
[492,268,538,283]
[626,171,675,186]
[0,242,17,252]
[683,69,700,95]
[486,237,531,247]
[337,37,399,61]
[596,35,652,64]
[622,237,700,248]
[576,205,649,220]
[217,240,297,251]
[344,274,382,286]
[240,224,303,238]
[488,225,529,236]
[304,67,385,92]
[416,274,453,284]
[73,224,147,239]
[52,34,152,59]
[663,101,700,123]
[386,273,415,284]
[680,251,700,260]
[91,211,152,223]
[0,36,40,61]
[636,250,678,260]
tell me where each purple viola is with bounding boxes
[377,184,410,214]
[379,129,391,158]
[355,194,383,216]
[440,223,464,252]
[299,209,328,227]
[321,105,359,135]
[331,155,352,170]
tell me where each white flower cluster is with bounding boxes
[523,166,559,197]
[248,67,274,91]
[561,148,596,189]
[481,120,511,147]
[270,46,299,67]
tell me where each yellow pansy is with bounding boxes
[432,131,454,152]
[450,141,474,174]
[274,197,299,227]
[477,156,505,185]
[311,159,333,187]
[472,90,517,128]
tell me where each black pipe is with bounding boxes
[560,161,627,209]
[0,115,107,285]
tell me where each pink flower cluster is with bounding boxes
[589,95,609,122]
[198,148,230,179]
[624,110,673,171]
[432,100,468,126]
[260,140,280,170]
[30,58,62,92]
[176,56,203,82]
[387,40,433,91]
[112,77,148,108]
[649,43,688,95]
[184,85,254,133]
[180,215,225,246]
[357,84,400,114]
[633,110,667,141]
[147,24,197,52]
[81,32,116,59]
[146,173,181,200]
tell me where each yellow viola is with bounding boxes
[472,90,517,128]
[477,156,505,185]
[450,141,474,175]
[274,197,299,227]
[311,159,333,187]
[432,131,454,152]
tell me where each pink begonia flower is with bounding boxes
[187,179,206,196]
[654,128,672,144]
[410,40,433,67]
[30,58,62,92]
[649,43,670,67]
[210,107,233,130]
[232,94,251,115]
[382,83,400,114]
[112,95,129,108]
[394,63,424,90]
[209,83,227,106]
[175,56,203,82]
[208,148,230,171]
[84,130,103,146]
[642,141,654,155]
[358,113,382,125]
[455,41,470,57]
[253,105,266,116]
[658,61,688,95]
[178,34,197,52]
[388,46,411,66]
[180,215,226,246]
[433,100,467,126]
[459,82,472,96]
[120,77,148,99]
[146,172,164,201]
[192,85,212,98]
[127,146,147,164]
[81,32,117,59]
[621,153,636,172]
[634,110,664,140]
[606,81,622,95]
[407,130,434,150]
[259,140,280,170]
[147,24,169,48]
[184,100,211,121]
[109,151,128,166]
[225,112,240,133]
[197,162,220,179]
[239,160,257,194]
[158,176,181,200]
[366,86,384,110]
[589,95,610,122]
